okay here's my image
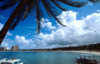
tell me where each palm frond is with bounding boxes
[58,0,88,7]
[88,0,100,3]
[21,0,36,20]
[42,0,66,26]
[51,0,67,11]
[0,0,19,10]
[36,0,45,33]
[9,0,27,30]
[10,15,21,30]
[0,0,5,2]
[9,0,36,30]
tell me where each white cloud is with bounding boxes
[42,22,56,30]
[58,11,77,23]
[2,42,8,47]
[41,19,56,30]
[14,35,47,49]
[87,2,93,6]
[34,11,100,48]
[15,35,36,49]
[97,10,100,13]
[15,35,32,44]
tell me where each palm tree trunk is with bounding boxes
[0,0,26,45]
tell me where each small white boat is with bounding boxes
[0,58,23,64]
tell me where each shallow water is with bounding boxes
[0,51,100,64]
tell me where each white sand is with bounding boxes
[66,50,100,55]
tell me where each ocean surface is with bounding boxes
[0,51,100,64]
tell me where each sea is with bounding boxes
[0,51,100,64]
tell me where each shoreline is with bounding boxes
[0,50,100,55]
[65,50,100,55]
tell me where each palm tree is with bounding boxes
[0,0,99,45]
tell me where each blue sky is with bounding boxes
[0,1,100,49]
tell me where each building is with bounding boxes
[11,45,19,51]
[0,47,7,51]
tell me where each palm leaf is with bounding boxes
[42,0,66,26]
[88,0,100,3]
[51,0,67,11]
[36,0,44,33]
[58,0,88,7]
[0,0,5,2]
[0,0,19,10]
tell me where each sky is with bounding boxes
[0,1,100,49]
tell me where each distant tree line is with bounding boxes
[52,43,100,51]
[18,43,100,51]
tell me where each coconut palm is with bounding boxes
[0,0,99,45]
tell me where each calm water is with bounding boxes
[0,51,100,64]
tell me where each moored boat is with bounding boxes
[76,56,98,64]
[0,58,23,64]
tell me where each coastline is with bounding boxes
[65,50,100,55]
[0,50,100,55]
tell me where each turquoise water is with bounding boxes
[0,51,100,64]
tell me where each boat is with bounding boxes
[0,58,23,64]
[76,56,98,64]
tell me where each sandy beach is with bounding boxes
[66,50,100,55]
